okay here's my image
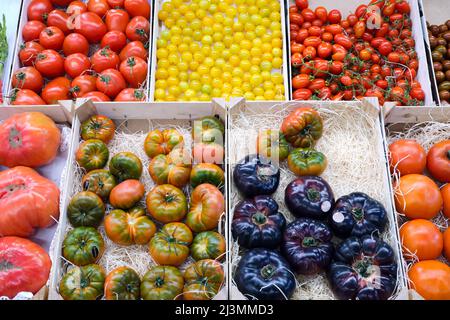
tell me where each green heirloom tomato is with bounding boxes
[148,149,192,188]
[191,231,226,261]
[67,191,105,228]
[62,227,105,266]
[109,152,143,182]
[187,184,225,233]
[287,148,328,176]
[257,129,290,161]
[141,266,184,300]
[82,169,117,199]
[183,259,224,300]
[104,266,141,300]
[81,115,115,143]
[193,115,225,144]
[104,207,156,246]
[190,163,225,188]
[146,184,187,223]
[76,139,110,172]
[59,264,106,300]
[144,129,184,158]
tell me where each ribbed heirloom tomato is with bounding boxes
[388,139,427,175]
[400,219,443,261]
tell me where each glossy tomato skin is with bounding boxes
[41,77,71,104]
[104,267,140,300]
[232,195,286,249]
[71,74,97,98]
[140,266,184,300]
[76,139,109,172]
[187,183,224,233]
[288,148,327,176]
[28,0,53,22]
[119,41,148,61]
[281,107,323,148]
[63,33,90,56]
[125,16,150,42]
[64,53,91,78]
[109,179,145,209]
[19,41,44,67]
[233,154,279,197]
[81,114,115,143]
[148,149,191,188]
[0,237,51,298]
[183,259,224,300]
[442,184,450,219]
[146,184,187,223]
[101,30,127,53]
[256,129,289,162]
[105,9,129,32]
[394,174,443,219]
[104,207,156,246]
[10,89,46,105]
[427,140,450,183]
[119,56,148,88]
[91,47,120,73]
[444,228,450,260]
[0,112,60,167]
[59,264,105,300]
[83,91,111,101]
[35,49,65,79]
[285,176,334,220]
[329,235,397,300]
[389,139,426,176]
[96,68,126,98]
[74,12,107,43]
[144,128,184,158]
[47,9,70,34]
[67,1,87,14]
[330,192,387,239]
[400,219,443,261]
[191,231,226,261]
[67,191,106,228]
[234,248,296,300]
[88,0,110,17]
[408,260,450,300]
[62,226,105,266]
[12,67,44,93]
[82,169,117,199]
[192,142,224,164]
[190,163,225,188]
[149,222,192,266]
[124,0,150,19]
[109,151,143,181]
[39,26,65,51]
[115,88,146,101]
[22,20,46,42]
[282,218,333,275]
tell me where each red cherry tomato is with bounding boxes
[334,34,352,49]
[292,74,311,89]
[314,6,327,23]
[67,1,87,15]
[301,9,315,23]
[293,88,312,100]
[289,13,304,26]
[295,0,308,10]
[327,9,342,24]
[317,42,332,59]
[378,41,393,56]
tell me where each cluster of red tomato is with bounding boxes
[389,139,450,300]
[10,0,150,105]
[289,0,425,105]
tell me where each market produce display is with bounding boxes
[232,106,398,300]
[288,0,425,105]
[57,113,225,300]
[154,0,286,101]
[10,0,151,104]
[427,20,450,104]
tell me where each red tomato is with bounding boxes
[347,14,357,26]
[71,74,97,98]
[12,67,44,93]
[96,68,126,98]
[115,88,146,101]
[382,2,396,16]
[316,87,331,99]
[375,22,389,38]
[292,74,310,89]
[27,0,53,23]
[317,42,332,59]
[63,33,90,56]
[47,9,71,34]
[19,42,44,67]
[64,53,91,78]
[296,28,309,43]
[289,5,298,13]
[303,36,321,48]
[91,47,120,73]
[340,75,352,86]
[445,227,450,259]
[101,31,128,53]
[295,0,308,10]
[82,91,111,101]
[334,34,352,49]
[400,219,443,261]
[388,139,427,175]
[22,21,46,42]
[291,43,304,54]
[427,140,450,183]
[325,24,342,35]
[50,0,72,5]
[88,0,110,17]
[125,16,150,42]
[67,1,87,15]
[39,26,65,51]
[290,13,304,26]
[291,53,303,67]
[119,41,148,61]
[410,87,425,101]
[327,9,341,24]
[35,49,65,79]
[105,9,129,32]
[443,184,450,219]
[376,79,388,90]
[308,78,325,92]
[301,9,315,22]
[119,56,148,88]
[355,4,367,19]
[74,12,107,43]
[321,32,333,42]
[41,77,71,104]
[302,46,316,60]
[124,0,150,19]
[314,6,327,23]
[293,88,312,100]
[329,61,343,74]
[396,1,410,13]
[378,41,393,57]
[10,89,46,105]
[390,86,405,102]
[353,21,366,39]
[307,26,322,37]
[108,0,124,7]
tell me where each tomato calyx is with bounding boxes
[260,264,276,280]
[252,212,268,226]
[134,28,148,40]
[447,150,450,161]
[306,188,321,202]
[155,276,165,287]
[165,193,175,203]
[352,256,375,279]
[133,89,145,100]
[126,57,137,68]
[351,207,365,221]
[302,236,318,248]
[8,126,23,148]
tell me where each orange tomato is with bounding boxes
[444,228,450,261]
[394,174,443,219]
[443,184,450,219]
[400,219,443,260]
[408,260,450,300]
[388,139,426,176]
[109,179,145,210]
